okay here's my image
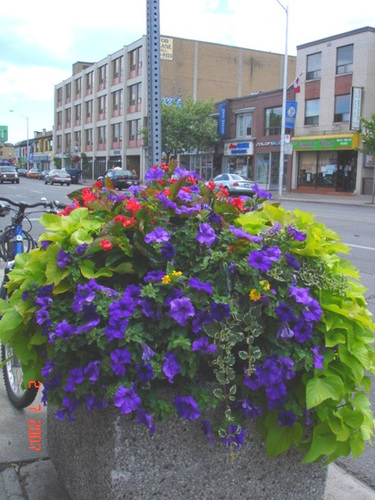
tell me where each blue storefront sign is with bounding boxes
[285,101,298,129]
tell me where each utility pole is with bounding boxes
[276,1,288,197]
[147,0,162,168]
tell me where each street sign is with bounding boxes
[0,126,8,142]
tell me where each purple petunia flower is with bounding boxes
[196,223,216,247]
[64,367,85,392]
[235,399,263,419]
[289,286,311,305]
[201,419,215,445]
[136,363,154,383]
[57,249,73,268]
[75,243,88,255]
[84,360,100,382]
[275,302,297,323]
[85,395,109,412]
[192,337,217,354]
[221,425,246,449]
[189,277,213,294]
[294,318,313,343]
[161,241,176,260]
[248,250,273,273]
[55,320,77,339]
[141,343,156,361]
[285,252,300,270]
[191,310,212,334]
[276,322,294,340]
[169,296,195,325]
[174,395,201,421]
[40,240,52,250]
[210,302,231,321]
[278,409,296,428]
[143,270,165,283]
[304,298,323,323]
[163,352,180,383]
[110,348,132,376]
[145,227,171,244]
[312,346,324,370]
[145,167,165,183]
[41,359,56,378]
[136,408,156,435]
[156,192,177,210]
[287,226,307,242]
[114,386,141,414]
[36,308,50,325]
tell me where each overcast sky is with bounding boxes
[1,0,374,144]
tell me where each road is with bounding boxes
[1,179,375,492]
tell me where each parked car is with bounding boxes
[99,168,139,190]
[17,168,28,177]
[212,173,255,196]
[44,169,71,186]
[65,167,81,184]
[26,168,40,179]
[0,166,19,184]
[38,170,48,180]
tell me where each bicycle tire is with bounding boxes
[0,278,39,408]
[0,228,37,261]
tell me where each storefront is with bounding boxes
[222,141,254,179]
[292,134,360,193]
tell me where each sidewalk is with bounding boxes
[0,189,374,500]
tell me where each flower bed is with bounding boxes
[0,164,374,465]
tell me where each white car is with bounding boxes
[44,169,71,186]
[212,173,255,196]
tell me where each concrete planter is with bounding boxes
[48,405,327,500]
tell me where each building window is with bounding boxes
[65,108,71,127]
[334,94,350,122]
[137,82,142,104]
[98,64,107,88]
[75,77,82,98]
[336,44,353,75]
[112,122,123,143]
[65,133,71,152]
[129,85,136,106]
[236,113,252,137]
[57,111,62,129]
[65,83,71,103]
[129,50,136,71]
[265,107,282,136]
[138,46,143,68]
[85,128,93,146]
[57,88,62,106]
[74,104,81,123]
[98,95,107,117]
[98,126,107,145]
[128,120,136,141]
[86,72,93,93]
[113,56,123,80]
[304,98,320,125]
[85,100,93,121]
[306,52,321,80]
[74,131,81,151]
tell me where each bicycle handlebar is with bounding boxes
[0,197,65,211]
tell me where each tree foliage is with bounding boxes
[162,98,219,162]
[360,114,375,155]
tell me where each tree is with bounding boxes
[161,98,219,164]
[359,114,375,203]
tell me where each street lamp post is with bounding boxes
[9,110,30,170]
[276,0,289,197]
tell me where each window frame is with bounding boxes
[306,52,321,80]
[264,107,282,136]
[336,44,353,75]
[334,94,351,123]
[304,98,320,125]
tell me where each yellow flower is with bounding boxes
[259,280,270,291]
[171,270,182,277]
[249,289,261,301]
[162,274,171,284]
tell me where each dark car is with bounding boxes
[44,169,71,186]
[17,168,28,177]
[100,168,139,190]
[0,166,19,184]
[65,167,81,184]
[38,170,48,180]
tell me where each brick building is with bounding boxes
[53,35,296,181]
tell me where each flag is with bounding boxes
[293,77,300,94]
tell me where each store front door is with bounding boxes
[336,151,357,192]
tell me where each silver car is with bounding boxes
[44,169,71,186]
[212,173,255,196]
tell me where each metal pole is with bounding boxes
[277,1,288,197]
[26,116,30,171]
[147,0,162,168]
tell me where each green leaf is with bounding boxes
[265,416,303,456]
[335,407,364,429]
[350,431,366,459]
[301,424,337,463]
[0,310,23,344]
[338,345,364,384]
[306,375,343,409]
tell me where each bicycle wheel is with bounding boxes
[0,278,39,408]
[1,343,39,408]
[0,228,37,261]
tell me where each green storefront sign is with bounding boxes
[292,136,357,150]
[0,126,8,142]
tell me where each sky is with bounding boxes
[1,0,374,144]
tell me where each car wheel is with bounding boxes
[16,180,20,184]
[67,182,70,186]
[45,179,48,184]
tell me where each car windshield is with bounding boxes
[108,169,131,176]
[1,167,15,172]
[231,174,247,181]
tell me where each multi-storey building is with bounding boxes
[291,26,375,195]
[54,35,296,181]
[32,129,53,172]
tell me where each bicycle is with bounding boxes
[0,196,64,408]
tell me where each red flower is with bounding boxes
[231,197,244,210]
[182,186,191,193]
[82,187,97,206]
[187,175,196,184]
[114,215,135,227]
[125,199,142,213]
[100,239,113,251]
[57,200,80,217]
[228,245,235,253]
[163,188,171,196]
[160,163,169,171]
[207,181,216,190]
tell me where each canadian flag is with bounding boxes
[293,77,301,94]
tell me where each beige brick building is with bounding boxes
[291,26,375,195]
[53,35,296,180]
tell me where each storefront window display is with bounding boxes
[297,151,356,192]
[255,152,286,191]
